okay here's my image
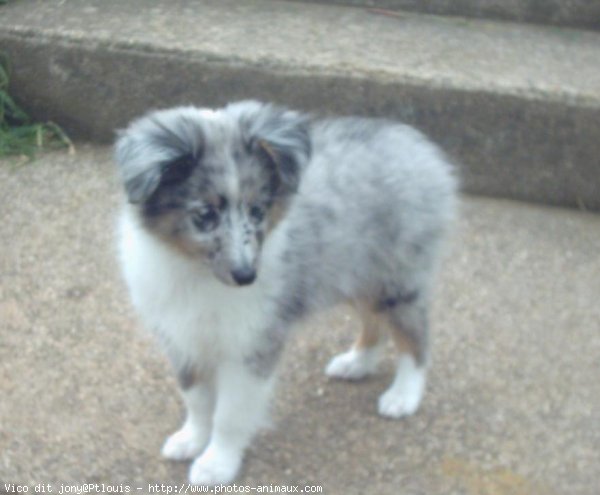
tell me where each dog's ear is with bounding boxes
[256,138,305,193]
[114,130,162,203]
[231,101,311,193]
[114,108,203,204]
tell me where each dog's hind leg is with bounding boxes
[377,298,429,419]
[325,305,384,380]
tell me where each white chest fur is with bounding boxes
[118,208,272,365]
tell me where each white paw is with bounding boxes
[189,447,241,486]
[325,349,379,380]
[378,386,422,418]
[161,425,208,461]
[377,355,425,419]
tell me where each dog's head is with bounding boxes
[115,101,311,286]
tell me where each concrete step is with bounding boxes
[1,144,599,493]
[282,0,600,31]
[1,0,599,210]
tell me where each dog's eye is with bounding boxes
[249,205,265,223]
[192,206,219,232]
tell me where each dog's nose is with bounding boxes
[231,267,257,286]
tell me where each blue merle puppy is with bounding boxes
[115,101,458,485]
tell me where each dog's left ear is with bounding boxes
[256,137,307,193]
[231,101,311,192]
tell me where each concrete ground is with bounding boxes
[2,0,600,210]
[1,145,599,494]
[282,0,600,30]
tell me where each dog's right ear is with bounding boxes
[115,129,163,204]
[114,108,203,204]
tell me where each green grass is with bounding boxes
[0,54,74,161]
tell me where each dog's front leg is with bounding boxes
[188,360,274,486]
[162,380,215,461]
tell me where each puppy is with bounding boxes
[115,101,457,485]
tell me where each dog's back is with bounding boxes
[271,116,458,317]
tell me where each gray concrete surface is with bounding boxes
[283,0,600,30]
[1,0,600,210]
[1,145,599,494]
